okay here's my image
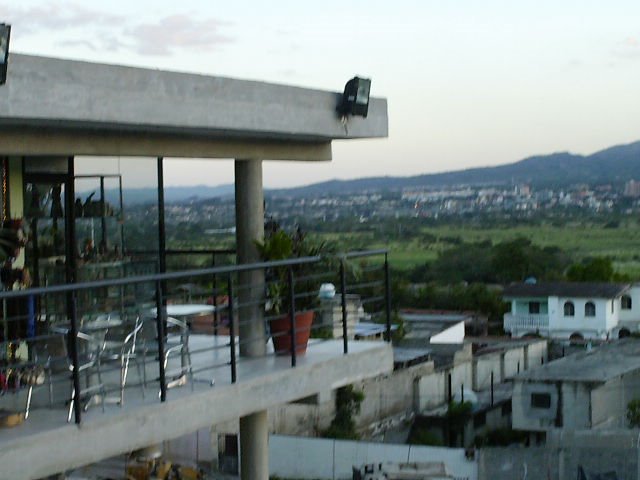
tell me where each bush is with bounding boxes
[322,385,365,440]
[408,428,443,446]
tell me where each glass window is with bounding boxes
[622,295,632,310]
[563,301,574,316]
[531,393,551,409]
[529,302,540,314]
[585,302,596,317]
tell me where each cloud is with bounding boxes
[57,33,127,53]
[127,15,233,56]
[1,3,125,34]
[2,3,233,57]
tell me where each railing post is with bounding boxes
[154,280,167,402]
[384,252,392,343]
[67,291,82,425]
[340,258,348,354]
[212,254,219,336]
[228,274,237,383]
[288,266,297,368]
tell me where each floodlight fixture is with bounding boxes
[338,76,371,118]
[0,23,10,86]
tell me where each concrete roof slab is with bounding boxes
[0,55,388,159]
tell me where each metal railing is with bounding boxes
[0,249,391,427]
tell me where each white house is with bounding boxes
[503,282,640,340]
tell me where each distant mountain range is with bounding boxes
[271,140,640,197]
[100,140,640,204]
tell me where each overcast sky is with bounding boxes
[3,1,640,188]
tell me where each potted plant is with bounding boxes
[256,223,328,355]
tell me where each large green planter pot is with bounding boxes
[270,310,314,356]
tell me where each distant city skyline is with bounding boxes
[3,1,640,188]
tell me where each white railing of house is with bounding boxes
[504,313,549,331]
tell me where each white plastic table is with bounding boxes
[150,304,215,319]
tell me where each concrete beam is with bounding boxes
[0,127,333,161]
[0,342,393,480]
[1,55,388,148]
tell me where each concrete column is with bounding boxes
[235,159,269,480]
[240,411,269,480]
[234,159,266,357]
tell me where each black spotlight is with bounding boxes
[0,24,11,86]
[338,76,371,118]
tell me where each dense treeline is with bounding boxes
[408,237,570,284]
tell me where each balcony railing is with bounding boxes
[504,313,549,331]
[0,249,391,431]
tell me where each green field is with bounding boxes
[319,221,640,278]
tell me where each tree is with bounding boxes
[566,257,615,282]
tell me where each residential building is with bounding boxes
[503,282,640,340]
[512,340,640,440]
[0,54,389,480]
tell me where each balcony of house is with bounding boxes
[504,313,550,335]
[0,251,394,480]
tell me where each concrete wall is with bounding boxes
[512,381,559,431]
[526,341,548,369]
[473,352,501,391]
[355,362,433,429]
[269,435,478,480]
[478,430,640,480]
[473,341,547,391]
[503,347,525,379]
[561,381,592,430]
[591,370,640,430]
[265,341,546,439]
[417,367,448,410]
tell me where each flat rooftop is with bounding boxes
[515,339,640,383]
[0,55,388,159]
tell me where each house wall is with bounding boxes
[618,284,640,325]
[605,297,620,331]
[560,382,591,430]
[513,380,592,432]
[526,341,548,369]
[503,347,525,379]
[547,296,611,339]
[416,357,473,411]
[473,353,501,391]
[513,298,548,315]
[512,381,560,431]
[591,370,640,429]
